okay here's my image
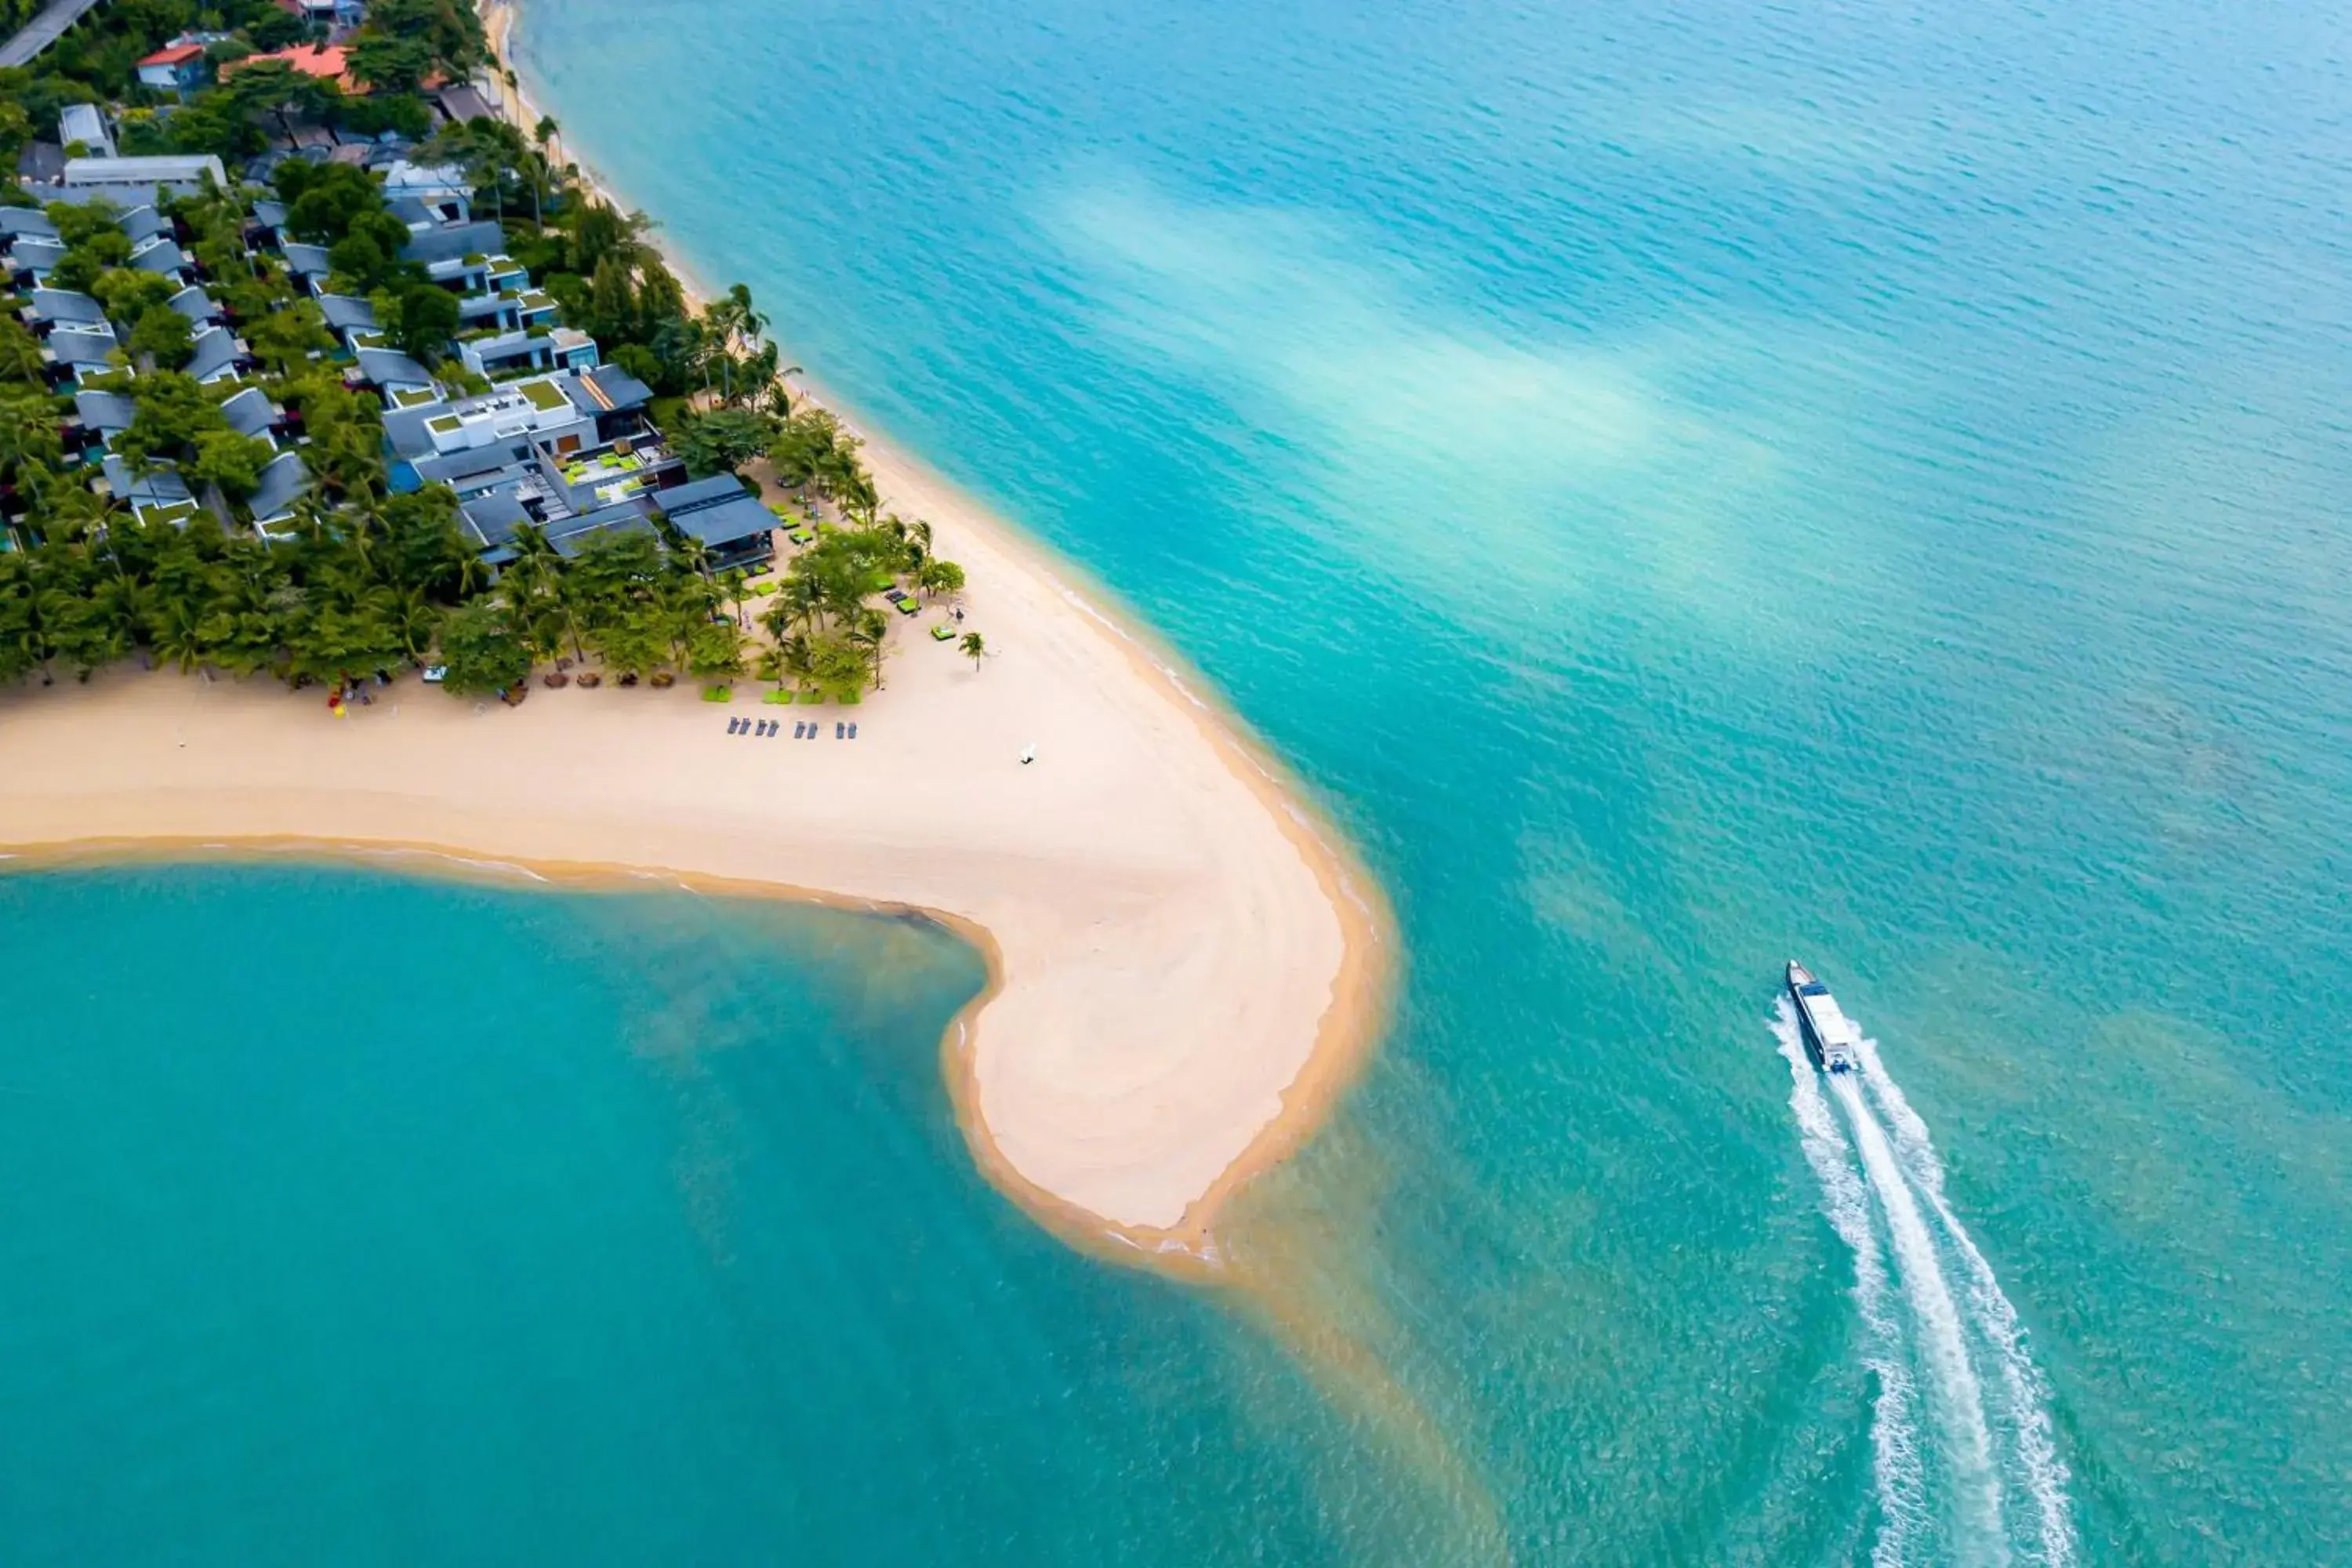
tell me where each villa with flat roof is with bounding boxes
[655,476,780,572]
[60,154,227,197]
[24,144,763,561]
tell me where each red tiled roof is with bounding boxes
[220,43,354,91]
[140,42,206,67]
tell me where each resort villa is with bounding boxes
[56,154,228,199]
[134,39,210,96]
[9,48,779,582]
[57,103,115,159]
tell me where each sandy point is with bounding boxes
[0,492,1392,1267]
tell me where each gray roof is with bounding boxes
[129,237,189,275]
[355,346,434,390]
[0,207,60,240]
[248,451,310,520]
[74,389,137,432]
[185,327,242,380]
[387,195,434,228]
[47,323,121,365]
[317,293,378,332]
[411,445,530,495]
[456,292,510,321]
[117,205,170,243]
[251,198,289,230]
[400,220,503,267]
[217,386,276,437]
[10,236,68,272]
[435,85,495,125]
[570,363,655,414]
[29,288,107,326]
[16,143,65,186]
[167,284,221,323]
[457,488,532,549]
[657,475,775,547]
[280,241,333,278]
[59,103,110,151]
[102,453,193,504]
[381,403,446,459]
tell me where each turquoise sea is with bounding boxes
[5,0,2347,1558]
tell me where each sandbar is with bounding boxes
[0,478,1388,1260]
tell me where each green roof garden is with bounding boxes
[517,378,569,412]
[426,414,463,434]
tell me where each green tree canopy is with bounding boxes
[675,409,775,479]
[384,282,459,365]
[184,429,276,498]
[435,602,530,695]
[92,267,179,323]
[127,306,196,370]
[117,372,228,471]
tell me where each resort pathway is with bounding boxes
[0,0,105,67]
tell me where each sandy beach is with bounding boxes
[0,490,1386,1255]
[0,3,1391,1252]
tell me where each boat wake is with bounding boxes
[1773,1000,2074,1566]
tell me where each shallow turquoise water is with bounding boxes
[8,0,2350,1555]
[0,862,1454,1563]
[510,0,2351,1559]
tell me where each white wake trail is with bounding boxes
[1829,1069,2009,1556]
[1856,1039,2077,1567]
[1776,1007,1925,1568]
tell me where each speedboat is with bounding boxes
[1786,961,1858,1074]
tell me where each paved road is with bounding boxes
[0,0,107,68]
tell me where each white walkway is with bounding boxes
[0,0,108,68]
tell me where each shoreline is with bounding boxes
[474,0,1399,1264]
[4,826,1388,1277]
[1,7,1397,1270]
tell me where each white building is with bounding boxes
[60,154,227,198]
[413,376,597,459]
[57,103,114,159]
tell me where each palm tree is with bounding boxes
[765,629,813,697]
[662,522,711,580]
[387,586,441,666]
[717,566,752,627]
[769,571,825,636]
[848,605,887,691]
[150,596,208,674]
[960,631,986,670]
[916,559,965,601]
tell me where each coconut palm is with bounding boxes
[960,631,986,670]
[916,559,965,601]
[150,594,208,675]
[848,605,888,691]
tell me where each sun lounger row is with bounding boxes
[727,717,859,739]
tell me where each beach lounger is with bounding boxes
[728,717,741,734]
[835,722,845,739]
[848,723,858,739]
[793,721,804,738]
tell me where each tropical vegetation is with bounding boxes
[0,0,971,705]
